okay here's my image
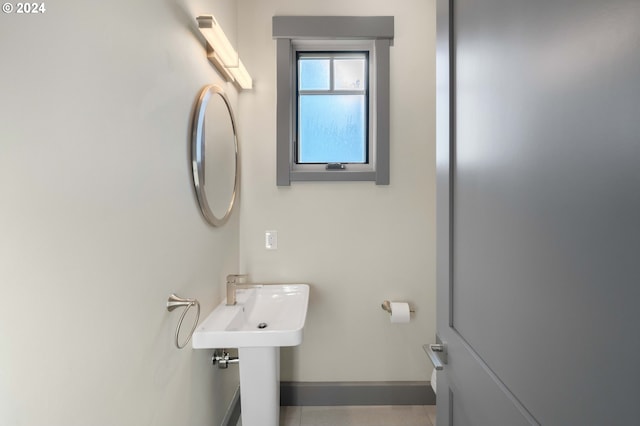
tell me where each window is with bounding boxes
[272,16,394,185]
[297,51,369,165]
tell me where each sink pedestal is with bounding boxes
[238,347,280,426]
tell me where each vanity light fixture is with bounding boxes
[196,15,253,90]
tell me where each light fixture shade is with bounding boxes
[196,15,252,90]
[196,16,238,67]
[206,45,234,81]
[229,59,253,90]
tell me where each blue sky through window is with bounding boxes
[299,59,330,90]
[297,53,367,164]
[299,95,366,163]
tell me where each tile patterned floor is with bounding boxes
[237,405,436,426]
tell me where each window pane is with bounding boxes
[299,59,330,90]
[334,59,366,90]
[298,95,366,163]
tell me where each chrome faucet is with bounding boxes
[226,274,262,305]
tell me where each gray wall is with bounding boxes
[237,0,436,382]
[0,1,241,424]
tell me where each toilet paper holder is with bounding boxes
[381,300,415,314]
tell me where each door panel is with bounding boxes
[436,0,640,424]
[448,336,534,426]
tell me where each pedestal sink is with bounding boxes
[192,284,309,426]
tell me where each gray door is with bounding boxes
[433,0,640,424]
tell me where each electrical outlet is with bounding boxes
[265,230,278,250]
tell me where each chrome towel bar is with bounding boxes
[167,294,200,349]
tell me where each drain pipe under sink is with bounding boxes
[212,349,239,369]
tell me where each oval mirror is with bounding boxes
[191,85,239,227]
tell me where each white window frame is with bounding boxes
[273,16,394,185]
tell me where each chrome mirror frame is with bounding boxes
[190,85,239,227]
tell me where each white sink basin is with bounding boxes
[192,283,310,426]
[192,284,309,349]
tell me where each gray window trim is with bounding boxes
[273,16,393,186]
[273,16,394,40]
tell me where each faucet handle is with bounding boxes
[226,274,248,284]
